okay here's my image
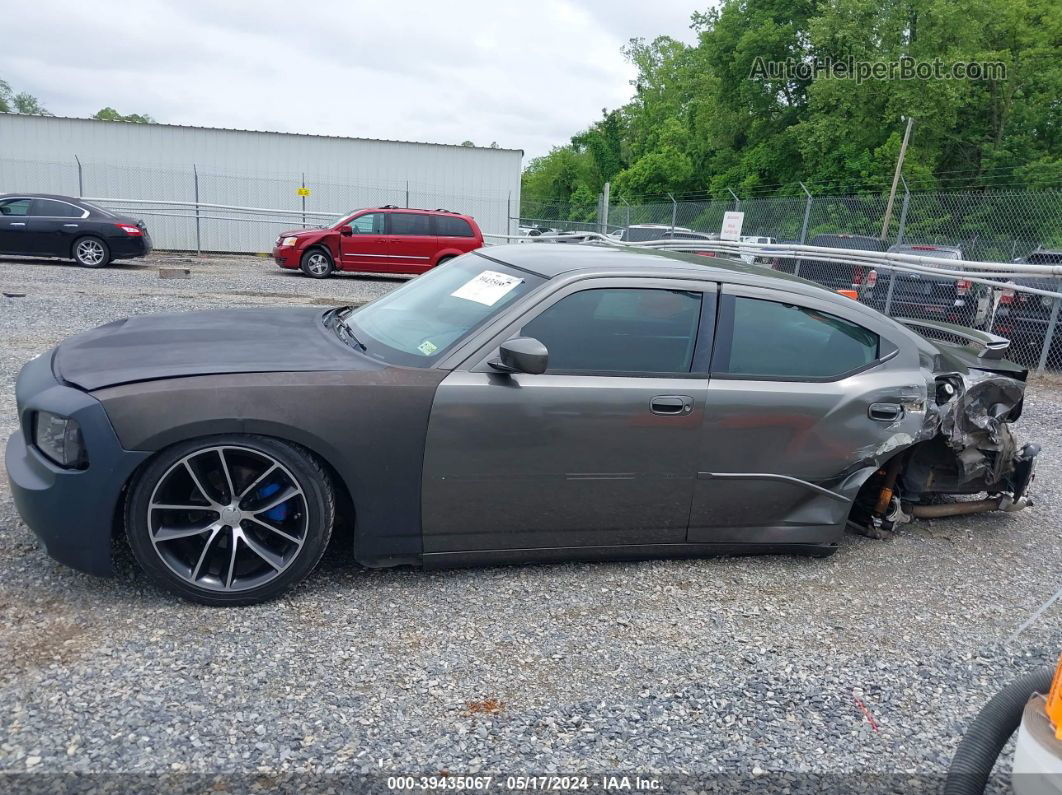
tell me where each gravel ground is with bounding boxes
[0,253,1059,791]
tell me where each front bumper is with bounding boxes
[272,245,298,268]
[4,352,150,577]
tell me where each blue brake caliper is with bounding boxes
[256,481,289,523]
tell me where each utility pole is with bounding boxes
[881,117,914,240]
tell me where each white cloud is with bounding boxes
[0,0,703,160]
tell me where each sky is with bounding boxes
[0,0,703,161]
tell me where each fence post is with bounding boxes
[405,180,410,208]
[668,193,677,233]
[599,181,610,235]
[507,191,512,236]
[301,172,306,228]
[727,187,741,212]
[193,164,201,257]
[74,155,83,197]
[796,182,813,278]
[895,176,910,245]
[1036,297,1060,376]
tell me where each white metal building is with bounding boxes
[0,113,522,252]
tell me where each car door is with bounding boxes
[0,197,35,254]
[688,284,927,545]
[385,212,438,273]
[337,211,389,271]
[28,198,89,256]
[421,277,716,554]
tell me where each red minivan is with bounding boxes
[272,205,484,278]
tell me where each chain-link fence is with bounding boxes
[0,156,516,253]
[520,189,1062,373]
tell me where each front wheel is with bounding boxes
[300,248,334,278]
[125,435,335,606]
[72,236,111,268]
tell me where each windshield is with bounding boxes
[343,254,544,367]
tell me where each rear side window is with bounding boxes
[389,213,432,236]
[520,288,703,375]
[716,297,878,380]
[435,216,474,237]
[33,199,85,218]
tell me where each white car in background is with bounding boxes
[738,235,777,263]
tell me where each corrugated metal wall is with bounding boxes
[0,114,522,252]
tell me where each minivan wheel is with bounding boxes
[300,248,334,278]
[126,435,335,606]
[72,236,111,268]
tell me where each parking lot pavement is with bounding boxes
[0,253,1059,784]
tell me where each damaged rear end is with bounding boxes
[850,318,1039,537]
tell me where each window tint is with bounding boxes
[389,213,432,236]
[0,198,32,216]
[718,297,878,379]
[436,216,474,237]
[34,199,85,218]
[347,213,384,234]
[520,288,702,374]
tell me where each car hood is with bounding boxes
[278,227,328,238]
[55,307,378,391]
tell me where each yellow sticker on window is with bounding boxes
[417,340,438,355]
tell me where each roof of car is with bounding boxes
[478,243,832,295]
[0,192,86,202]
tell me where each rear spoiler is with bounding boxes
[894,317,1011,360]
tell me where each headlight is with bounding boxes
[281,236,298,247]
[34,411,87,468]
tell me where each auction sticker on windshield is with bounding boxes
[450,271,523,306]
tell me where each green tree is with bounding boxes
[522,0,1061,212]
[0,79,50,115]
[93,106,155,124]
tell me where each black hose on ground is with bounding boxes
[943,665,1055,795]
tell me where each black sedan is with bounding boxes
[0,193,151,267]
[5,246,1037,605]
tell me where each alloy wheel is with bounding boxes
[146,445,308,592]
[76,239,106,265]
[305,253,329,275]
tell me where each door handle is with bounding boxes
[9,222,26,227]
[868,402,904,422]
[650,395,694,415]
[63,223,79,228]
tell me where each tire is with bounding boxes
[299,248,334,278]
[435,255,455,268]
[125,434,336,606]
[72,236,111,268]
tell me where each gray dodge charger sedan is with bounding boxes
[5,245,1038,605]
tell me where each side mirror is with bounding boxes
[490,337,548,375]
[340,225,353,236]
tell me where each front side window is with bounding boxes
[346,213,384,234]
[33,199,85,218]
[0,198,32,216]
[344,256,542,367]
[388,213,432,236]
[520,288,703,375]
[716,296,878,380]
